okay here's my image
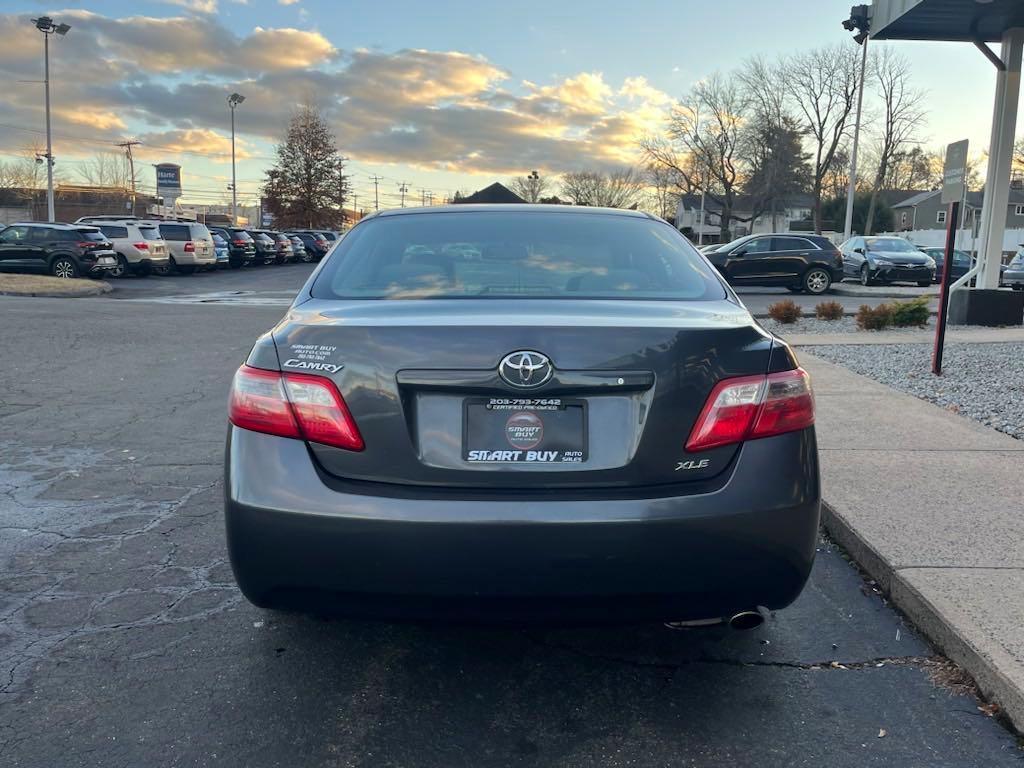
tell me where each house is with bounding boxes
[453,183,526,204]
[891,186,1024,233]
[674,194,814,244]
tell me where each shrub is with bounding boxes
[767,299,802,324]
[890,297,930,327]
[814,300,845,321]
[855,303,895,331]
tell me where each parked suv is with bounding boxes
[87,219,169,278]
[1005,248,1024,290]
[251,230,293,264]
[287,234,308,263]
[246,230,278,266]
[208,227,256,268]
[157,221,216,274]
[286,231,330,261]
[0,222,118,278]
[839,236,935,286]
[703,233,843,295]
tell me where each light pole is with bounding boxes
[842,5,870,241]
[31,16,70,223]
[227,93,245,225]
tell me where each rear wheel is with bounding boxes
[51,256,78,279]
[109,254,129,279]
[803,267,831,295]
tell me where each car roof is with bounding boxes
[11,221,98,231]
[367,203,654,221]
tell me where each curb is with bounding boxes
[0,281,112,299]
[832,286,937,299]
[820,500,1024,732]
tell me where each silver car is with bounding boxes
[1005,248,1024,290]
[157,221,216,274]
[93,220,170,278]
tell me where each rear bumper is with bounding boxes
[1004,269,1024,286]
[174,252,217,266]
[224,427,821,621]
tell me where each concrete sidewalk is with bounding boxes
[799,352,1024,731]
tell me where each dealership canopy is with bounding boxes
[867,0,1024,299]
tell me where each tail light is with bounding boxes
[232,239,247,246]
[685,368,814,452]
[184,242,196,253]
[228,365,364,451]
[76,241,97,248]
[133,242,149,250]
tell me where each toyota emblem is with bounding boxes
[499,351,553,388]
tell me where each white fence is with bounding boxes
[874,227,1024,256]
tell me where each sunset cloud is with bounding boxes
[0,10,673,178]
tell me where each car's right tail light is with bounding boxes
[228,365,364,451]
[685,368,814,452]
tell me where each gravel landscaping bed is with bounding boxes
[809,342,1024,440]
[0,273,111,297]
[759,316,934,335]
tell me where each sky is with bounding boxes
[0,0,1013,212]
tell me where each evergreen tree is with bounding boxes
[262,103,350,229]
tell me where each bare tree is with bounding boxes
[76,151,139,189]
[862,51,926,234]
[0,143,51,192]
[1014,137,1024,174]
[784,44,862,232]
[641,72,751,240]
[508,172,550,203]
[883,146,934,190]
[560,167,646,209]
[645,163,678,221]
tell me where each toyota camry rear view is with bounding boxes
[224,206,820,623]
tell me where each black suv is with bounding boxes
[208,227,256,269]
[286,231,330,261]
[0,222,118,279]
[703,233,843,295]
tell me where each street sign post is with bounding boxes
[932,139,968,374]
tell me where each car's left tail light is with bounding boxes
[229,365,364,451]
[685,368,814,452]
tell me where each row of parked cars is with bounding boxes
[698,232,1023,294]
[0,216,343,279]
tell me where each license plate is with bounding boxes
[463,397,587,463]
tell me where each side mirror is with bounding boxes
[853,247,864,255]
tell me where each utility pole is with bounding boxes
[227,93,245,225]
[32,16,70,222]
[842,5,871,241]
[399,182,409,207]
[420,189,428,206]
[370,175,382,210]
[117,140,141,214]
[352,192,358,221]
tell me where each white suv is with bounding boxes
[90,220,170,278]
[157,221,216,274]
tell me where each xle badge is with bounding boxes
[676,459,710,471]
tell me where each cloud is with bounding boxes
[161,0,218,13]
[0,11,675,177]
[279,0,301,4]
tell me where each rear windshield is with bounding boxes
[139,226,162,241]
[73,229,107,241]
[312,211,725,301]
[230,230,253,241]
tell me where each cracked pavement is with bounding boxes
[0,280,1021,767]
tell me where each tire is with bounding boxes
[135,261,153,277]
[860,264,872,287]
[109,254,130,279]
[51,256,78,279]
[803,267,832,295]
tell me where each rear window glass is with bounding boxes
[189,224,212,240]
[72,229,106,241]
[160,224,188,241]
[139,226,162,241]
[312,211,726,301]
[99,225,129,239]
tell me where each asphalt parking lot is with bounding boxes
[0,271,1018,767]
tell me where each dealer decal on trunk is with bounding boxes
[283,344,344,374]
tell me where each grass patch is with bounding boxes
[0,273,110,297]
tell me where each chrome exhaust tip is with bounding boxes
[728,610,765,631]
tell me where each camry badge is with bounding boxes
[499,351,553,388]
